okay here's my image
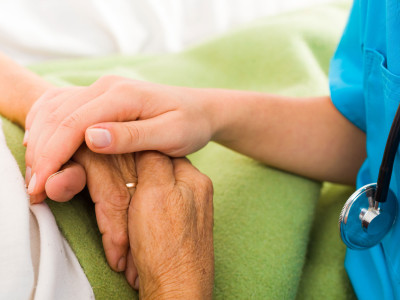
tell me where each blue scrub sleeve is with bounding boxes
[329,0,366,132]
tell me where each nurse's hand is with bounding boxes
[0,59,138,280]
[24,77,215,198]
[128,151,214,298]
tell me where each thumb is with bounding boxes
[85,117,178,155]
[44,161,86,203]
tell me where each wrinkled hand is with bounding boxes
[29,144,139,285]
[129,151,214,299]
[24,77,215,198]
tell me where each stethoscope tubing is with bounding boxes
[375,104,400,203]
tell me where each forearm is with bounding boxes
[0,53,52,127]
[198,88,366,185]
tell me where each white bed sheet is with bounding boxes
[0,119,94,300]
[0,0,333,65]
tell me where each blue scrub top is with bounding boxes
[330,0,400,298]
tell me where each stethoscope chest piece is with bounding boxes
[339,183,397,250]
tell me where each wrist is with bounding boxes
[18,82,53,127]
[139,264,213,300]
[187,87,228,144]
[0,53,53,127]
[198,88,275,148]
[195,88,244,145]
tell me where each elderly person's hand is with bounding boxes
[128,151,214,299]
[49,146,138,274]
[25,142,141,282]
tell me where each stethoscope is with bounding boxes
[339,106,400,250]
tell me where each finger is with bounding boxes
[85,114,182,155]
[44,161,86,203]
[73,148,135,272]
[93,186,130,273]
[26,86,105,193]
[29,90,143,196]
[135,151,175,187]
[23,130,29,147]
[29,191,47,205]
[171,157,206,183]
[172,156,213,196]
[24,88,65,146]
[134,277,140,291]
[25,87,69,132]
[25,87,85,164]
[172,157,196,177]
[25,88,83,185]
[172,157,214,231]
[125,251,138,289]
[24,87,76,147]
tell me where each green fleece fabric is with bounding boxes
[1,2,357,299]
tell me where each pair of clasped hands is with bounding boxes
[24,76,214,299]
[21,69,367,299]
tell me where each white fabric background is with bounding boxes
[0,119,95,300]
[0,0,332,65]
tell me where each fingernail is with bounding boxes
[28,173,36,194]
[134,276,140,290]
[46,170,65,183]
[118,256,126,272]
[87,128,111,148]
[25,166,31,185]
[29,194,36,205]
[23,130,29,145]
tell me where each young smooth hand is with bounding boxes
[25,77,216,199]
[0,59,141,283]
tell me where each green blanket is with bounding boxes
[2,2,357,299]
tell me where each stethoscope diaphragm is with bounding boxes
[339,183,397,250]
[339,103,400,250]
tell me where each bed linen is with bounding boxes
[0,0,335,65]
[0,119,94,300]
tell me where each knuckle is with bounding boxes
[60,111,83,130]
[136,185,170,207]
[38,152,63,167]
[38,88,66,106]
[111,231,129,248]
[96,75,123,86]
[124,124,145,148]
[112,80,132,91]
[39,88,59,101]
[197,173,214,198]
[31,101,62,129]
[46,87,63,96]
[105,190,130,212]
[114,80,151,99]
[107,190,131,210]
[135,84,154,101]
[42,109,63,126]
